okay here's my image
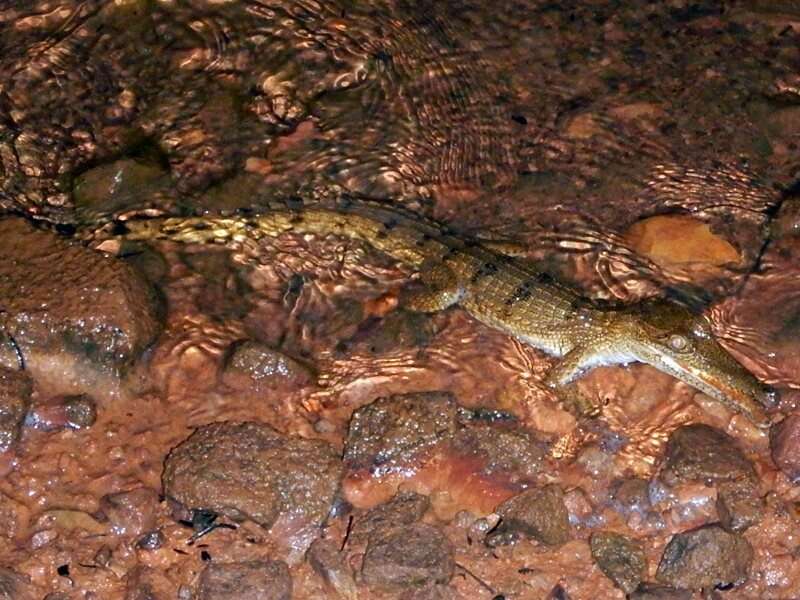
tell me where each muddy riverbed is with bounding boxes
[2,1,800,598]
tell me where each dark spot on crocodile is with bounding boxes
[244,219,258,229]
[192,222,211,231]
[383,217,398,230]
[110,221,130,236]
[414,233,432,247]
[470,261,499,283]
[511,114,528,125]
[376,230,388,239]
[505,279,536,306]
[289,214,305,225]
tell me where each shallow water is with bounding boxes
[2,1,800,598]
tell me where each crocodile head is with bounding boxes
[613,300,774,428]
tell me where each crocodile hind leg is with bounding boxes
[402,262,463,313]
[543,346,603,418]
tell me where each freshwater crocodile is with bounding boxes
[98,198,775,428]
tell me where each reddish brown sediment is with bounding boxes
[1,1,800,598]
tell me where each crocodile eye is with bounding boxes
[668,334,689,352]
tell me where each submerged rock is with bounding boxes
[0,367,32,452]
[486,484,571,547]
[590,531,647,594]
[361,523,455,592]
[73,158,170,218]
[197,560,292,600]
[656,524,753,590]
[0,218,162,369]
[222,340,314,394]
[343,392,459,472]
[163,421,341,531]
[624,214,740,269]
[342,309,436,355]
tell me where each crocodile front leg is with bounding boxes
[544,346,604,418]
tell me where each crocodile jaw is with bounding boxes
[629,335,772,428]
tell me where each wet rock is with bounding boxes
[486,485,571,547]
[306,538,357,600]
[451,420,545,481]
[656,524,753,590]
[610,478,652,516]
[361,523,455,592]
[343,392,459,472]
[163,421,341,530]
[99,487,160,537]
[716,479,764,533]
[770,414,800,482]
[0,367,32,452]
[26,394,97,432]
[350,491,430,544]
[197,560,292,600]
[0,218,162,368]
[660,424,755,486]
[660,424,763,531]
[590,531,647,594]
[221,341,314,393]
[629,583,692,600]
[0,567,34,600]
